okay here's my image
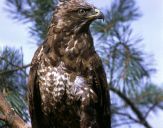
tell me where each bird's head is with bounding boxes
[52,0,104,33]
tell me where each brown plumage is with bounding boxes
[28,0,111,128]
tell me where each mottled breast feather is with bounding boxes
[37,50,98,114]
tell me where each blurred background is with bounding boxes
[0,0,163,127]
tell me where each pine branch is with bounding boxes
[112,121,136,128]
[0,92,30,128]
[0,56,19,67]
[144,103,158,119]
[114,111,139,123]
[110,86,152,128]
[0,64,30,76]
[0,56,28,76]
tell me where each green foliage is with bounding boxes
[6,91,29,121]
[0,47,29,126]
[0,47,27,93]
[92,0,141,38]
[92,0,153,95]
[99,25,153,94]
[134,83,163,109]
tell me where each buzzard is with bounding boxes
[28,0,111,128]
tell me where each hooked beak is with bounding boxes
[87,8,104,20]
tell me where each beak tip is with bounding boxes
[87,9,105,21]
[98,12,105,21]
[95,9,104,20]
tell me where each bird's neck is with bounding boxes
[47,26,95,58]
[44,27,96,72]
[65,31,94,57]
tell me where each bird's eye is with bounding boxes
[78,9,86,15]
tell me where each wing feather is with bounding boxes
[93,59,111,128]
[28,44,49,128]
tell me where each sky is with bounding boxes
[132,0,163,86]
[0,0,163,127]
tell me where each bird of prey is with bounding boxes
[28,0,111,128]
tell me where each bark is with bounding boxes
[0,92,30,128]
